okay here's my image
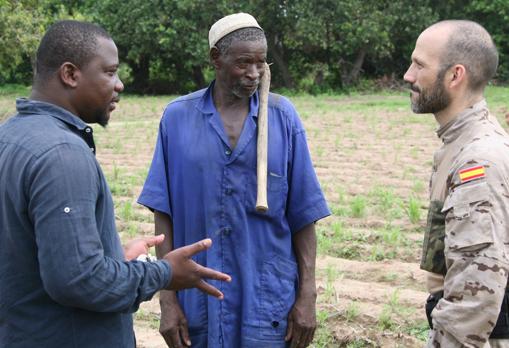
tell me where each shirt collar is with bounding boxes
[436,99,489,143]
[197,80,260,117]
[16,98,89,131]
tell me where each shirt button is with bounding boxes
[225,188,233,195]
[63,207,71,213]
[225,149,232,155]
[271,321,279,328]
[224,227,231,236]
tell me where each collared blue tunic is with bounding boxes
[0,99,171,347]
[138,84,330,347]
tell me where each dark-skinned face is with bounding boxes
[215,39,267,99]
[75,37,124,126]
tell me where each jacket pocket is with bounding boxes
[442,181,493,252]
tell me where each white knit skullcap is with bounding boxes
[208,13,262,49]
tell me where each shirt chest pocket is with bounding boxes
[244,171,288,219]
[442,181,494,252]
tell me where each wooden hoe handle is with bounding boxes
[255,63,271,213]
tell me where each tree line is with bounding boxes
[1,0,508,94]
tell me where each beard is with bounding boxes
[94,108,110,127]
[410,69,451,114]
[231,80,259,99]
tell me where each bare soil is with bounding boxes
[100,94,440,347]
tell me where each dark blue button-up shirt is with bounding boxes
[138,84,330,347]
[0,99,171,347]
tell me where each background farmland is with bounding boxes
[2,85,508,347]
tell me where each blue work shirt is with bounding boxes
[138,83,330,347]
[0,99,171,347]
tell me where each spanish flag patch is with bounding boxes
[459,165,485,183]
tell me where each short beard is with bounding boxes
[411,68,451,114]
[232,83,258,99]
[96,110,109,128]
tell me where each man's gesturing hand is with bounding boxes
[163,238,231,298]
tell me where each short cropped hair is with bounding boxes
[35,20,111,81]
[215,27,266,55]
[438,20,498,91]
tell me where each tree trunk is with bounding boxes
[267,35,294,89]
[343,46,368,85]
[130,56,150,93]
[191,65,206,89]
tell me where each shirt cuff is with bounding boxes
[289,200,331,233]
[157,259,172,289]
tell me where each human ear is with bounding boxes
[449,64,466,88]
[58,62,80,88]
[210,47,221,69]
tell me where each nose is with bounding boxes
[115,76,124,93]
[246,64,261,81]
[403,65,415,84]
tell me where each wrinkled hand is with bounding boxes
[124,234,165,261]
[285,295,317,348]
[163,238,231,298]
[159,291,191,348]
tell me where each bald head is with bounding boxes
[428,20,498,92]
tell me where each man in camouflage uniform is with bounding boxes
[404,20,509,347]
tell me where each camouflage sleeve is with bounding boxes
[428,160,509,348]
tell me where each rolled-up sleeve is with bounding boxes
[28,143,171,313]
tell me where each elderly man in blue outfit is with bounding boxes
[138,12,330,348]
[0,20,230,348]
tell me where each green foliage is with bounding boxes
[288,0,437,90]
[429,0,509,81]
[85,0,232,93]
[2,0,509,92]
[0,1,46,83]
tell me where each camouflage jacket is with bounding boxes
[421,100,509,348]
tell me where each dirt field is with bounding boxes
[2,86,508,347]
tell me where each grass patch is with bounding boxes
[407,196,422,224]
[350,195,367,218]
[0,84,30,96]
[345,301,361,322]
[313,310,337,347]
[133,309,160,330]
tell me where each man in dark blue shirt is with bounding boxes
[0,20,230,347]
